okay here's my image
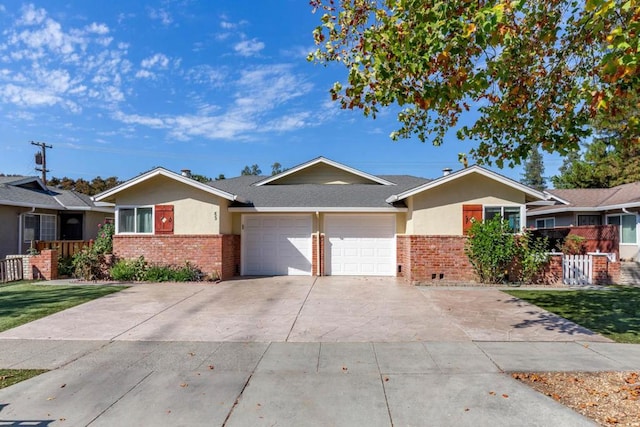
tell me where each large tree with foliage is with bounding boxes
[48,176,120,196]
[521,146,545,191]
[310,0,640,167]
[241,164,262,176]
[552,93,640,188]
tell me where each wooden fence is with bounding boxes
[35,240,93,259]
[563,254,593,285]
[0,257,23,283]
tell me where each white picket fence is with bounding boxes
[562,254,593,285]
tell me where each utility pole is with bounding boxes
[31,141,52,184]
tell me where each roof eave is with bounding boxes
[388,165,547,202]
[253,157,396,187]
[93,168,239,203]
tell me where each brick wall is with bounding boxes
[592,253,620,285]
[113,234,240,280]
[311,234,325,276]
[536,253,563,285]
[30,249,58,280]
[397,235,475,284]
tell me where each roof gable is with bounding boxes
[386,165,547,203]
[93,167,243,203]
[254,157,395,186]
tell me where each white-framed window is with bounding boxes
[116,207,153,234]
[484,206,521,231]
[607,214,637,244]
[23,213,57,242]
[535,217,555,229]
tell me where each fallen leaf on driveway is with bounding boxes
[180,383,188,388]
[502,394,509,398]
[60,384,66,388]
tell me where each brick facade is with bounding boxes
[592,253,620,285]
[30,249,58,280]
[311,234,325,276]
[113,234,240,280]
[396,235,475,284]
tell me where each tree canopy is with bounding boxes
[48,176,120,196]
[241,164,262,176]
[521,146,545,191]
[310,0,640,167]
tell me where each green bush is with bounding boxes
[71,223,115,280]
[465,217,518,284]
[110,258,202,282]
[110,257,147,281]
[516,231,550,284]
[57,256,74,277]
[72,248,101,281]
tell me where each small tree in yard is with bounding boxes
[465,218,518,284]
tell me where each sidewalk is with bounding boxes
[2,340,639,426]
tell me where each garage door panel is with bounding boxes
[325,215,395,276]
[242,215,312,276]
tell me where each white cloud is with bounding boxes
[233,38,264,57]
[135,69,155,79]
[187,65,226,86]
[0,5,130,111]
[85,22,109,35]
[148,8,172,26]
[141,53,170,69]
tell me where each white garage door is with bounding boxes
[242,215,312,276]
[325,214,396,276]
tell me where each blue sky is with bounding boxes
[0,1,564,183]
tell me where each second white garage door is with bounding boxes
[325,214,396,276]
[242,215,312,276]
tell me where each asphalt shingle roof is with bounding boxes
[209,175,430,208]
[530,182,640,214]
[0,176,105,210]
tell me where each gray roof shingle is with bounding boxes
[0,176,107,210]
[530,182,640,214]
[209,175,430,208]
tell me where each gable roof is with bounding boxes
[385,165,547,203]
[0,175,112,212]
[93,167,245,203]
[528,181,640,215]
[210,174,427,211]
[253,157,396,186]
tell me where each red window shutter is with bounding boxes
[462,204,483,234]
[155,205,174,235]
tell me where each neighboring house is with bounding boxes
[527,182,640,261]
[94,157,547,283]
[0,176,114,259]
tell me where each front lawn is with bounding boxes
[0,282,126,333]
[506,286,640,343]
[0,369,48,389]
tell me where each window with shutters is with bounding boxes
[116,206,153,234]
[154,205,174,235]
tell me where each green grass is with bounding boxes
[0,369,48,389]
[506,286,640,343]
[0,282,126,333]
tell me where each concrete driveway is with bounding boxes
[0,277,609,342]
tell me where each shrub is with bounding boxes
[57,256,74,277]
[71,223,115,280]
[93,222,115,254]
[72,248,101,281]
[558,234,586,255]
[465,217,518,284]
[515,231,550,284]
[143,262,202,282]
[110,257,147,281]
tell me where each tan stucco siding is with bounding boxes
[114,176,224,234]
[272,163,377,185]
[84,211,112,240]
[407,174,525,235]
[0,206,22,258]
